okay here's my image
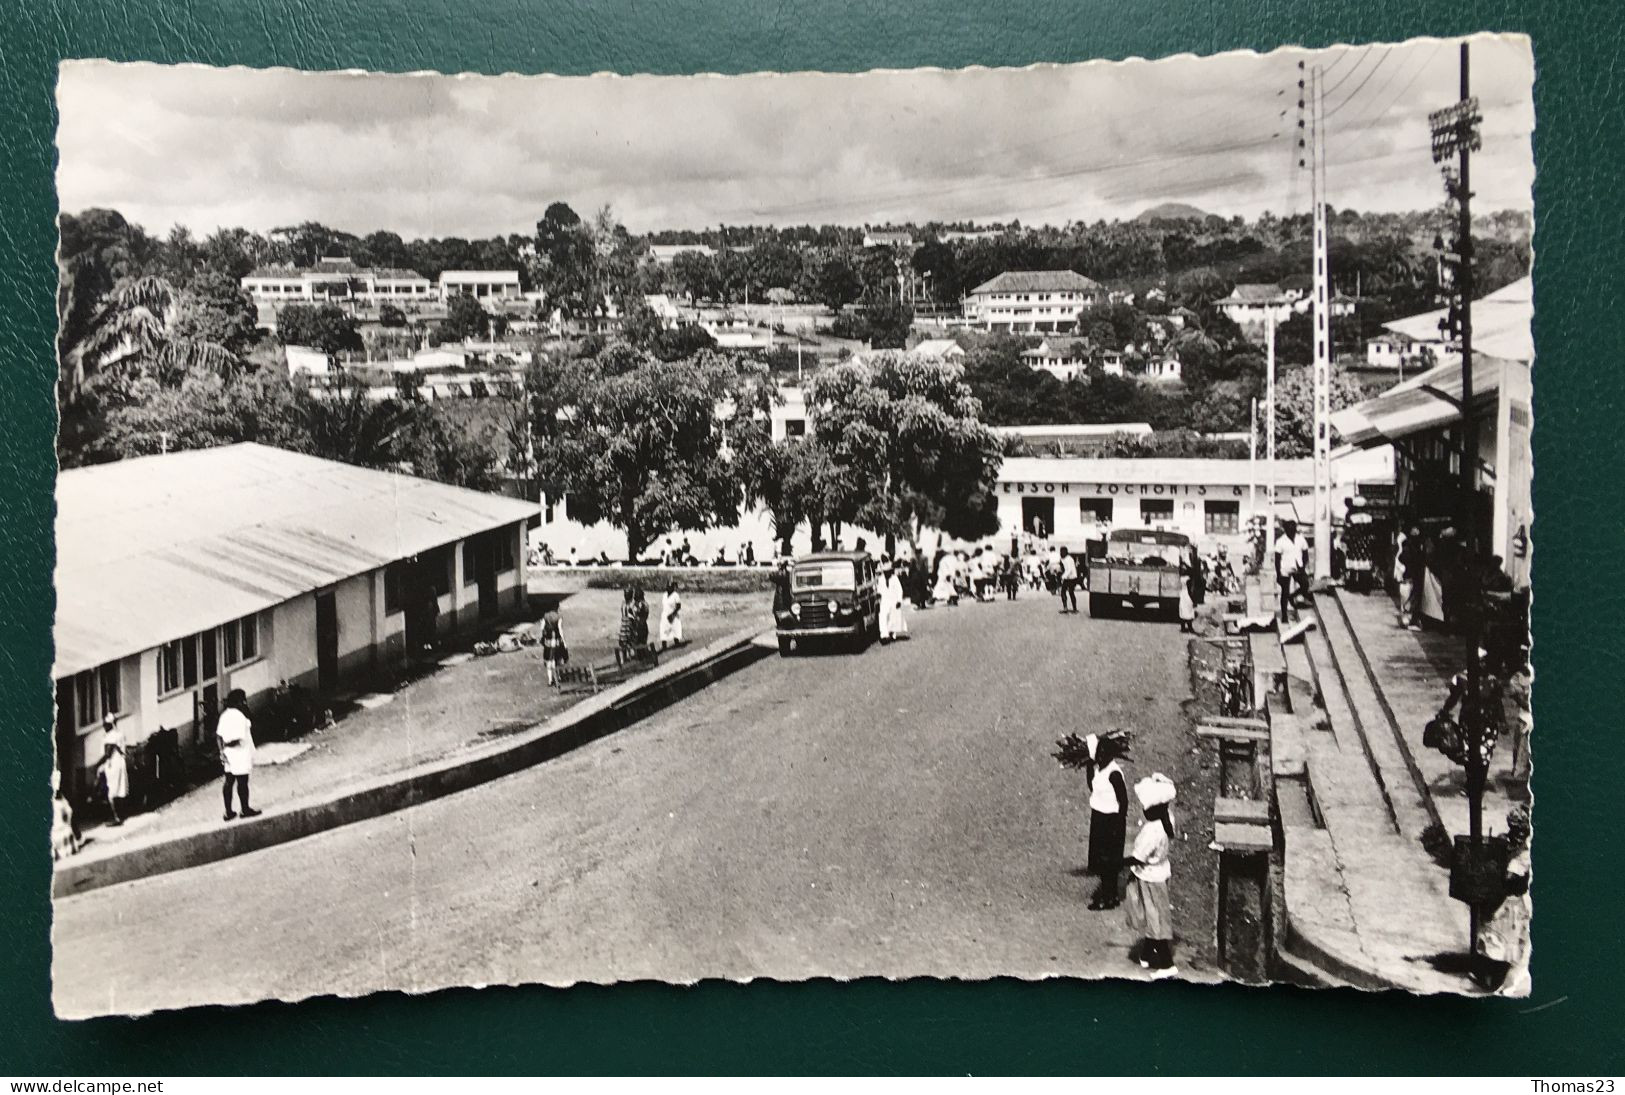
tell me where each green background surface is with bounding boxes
[2,0,1620,1075]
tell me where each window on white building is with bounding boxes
[1080,498,1114,525]
[1140,498,1175,525]
[1205,500,1240,535]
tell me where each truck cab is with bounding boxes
[1087,528,1192,619]
[774,551,881,655]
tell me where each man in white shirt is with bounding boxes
[216,688,261,822]
[1293,525,1312,604]
[1058,547,1080,613]
[1274,520,1303,623]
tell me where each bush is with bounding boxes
[569,565,776,594]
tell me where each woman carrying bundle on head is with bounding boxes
[1084,731,1131,910]
[1125,772,1180,979]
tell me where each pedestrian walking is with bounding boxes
[1274,519,1303,623]
[660,583,684,649]
[633,586,651,652]
[1085,733,1130,909]
[97,713,130,826]
[538,607,568,686]
[216,689,260,822]
[1058,547,1080,614]
[1125,772,1179,978]
[617,586,638,666]
[1397,525,1425,630]
[1177,544,1205,633]
[879,563,909,641]
[934,552,959,606]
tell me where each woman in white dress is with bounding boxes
[933,553,959,606]
[880,564,908,641]
[659,584,684,649]
[98,713,130,826]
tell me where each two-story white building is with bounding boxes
[439,270,523,303]
[52,443,536,804]
[962,270,1106,332]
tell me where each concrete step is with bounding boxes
[1312,591,1441,844]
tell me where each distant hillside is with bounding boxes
[1137,202,1212,223]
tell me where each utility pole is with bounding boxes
[1429,38,1486,962]
[1311,62,1334,581]
[1265,309,1278,566]
[1249,396,1258,531]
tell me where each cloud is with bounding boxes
[55,36,1534,239]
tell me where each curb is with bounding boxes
[53,626,775,899]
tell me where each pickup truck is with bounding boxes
[1087,528,1191,619]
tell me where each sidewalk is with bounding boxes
[72,587,765,862]
[1254,577,1478,992]
[1333,587,1527,844]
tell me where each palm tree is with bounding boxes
[65,275,237,404]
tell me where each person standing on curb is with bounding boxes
[97,713,130,827]
[1274,519,1302,623]
[1125,772,1179,979]
[216,689,261,822]
[1085,733,1130,910]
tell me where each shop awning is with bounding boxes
[1381,276,1533,363]
[1332,354,1511,449]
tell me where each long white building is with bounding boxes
[53,443,536,803]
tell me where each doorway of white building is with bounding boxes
[1021,496,1055,540]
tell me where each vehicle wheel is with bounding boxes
[778,637,793,657]
[1088,593,1108,618]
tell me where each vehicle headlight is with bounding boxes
[828,599,839,614]
[790,602,801,616]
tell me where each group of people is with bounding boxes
[615,584,686,665]
[1075,732,1183,978]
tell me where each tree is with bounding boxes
[809,352,1004,546]
[667,249,720,302]
[809,252,862,313]
[378,302,408,328]
[860,293,914,349]
[743,436,844,551]
[277,303,363,360]
[527,347,776,560]
[68,275,239,404]
[169,267,260,357]
[1273,364,1366,458]
[440,292,491,342]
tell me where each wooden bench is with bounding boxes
[551,646,661,695]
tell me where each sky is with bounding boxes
[55,34,1535,240]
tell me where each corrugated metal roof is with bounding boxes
[54,443,537,679]
[999,456,1315,487]
[1381,276,1532,362]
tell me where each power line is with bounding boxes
[1321,46,1375,97]
[1324,48,1393,118]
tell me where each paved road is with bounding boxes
[53,592,1219,1017]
